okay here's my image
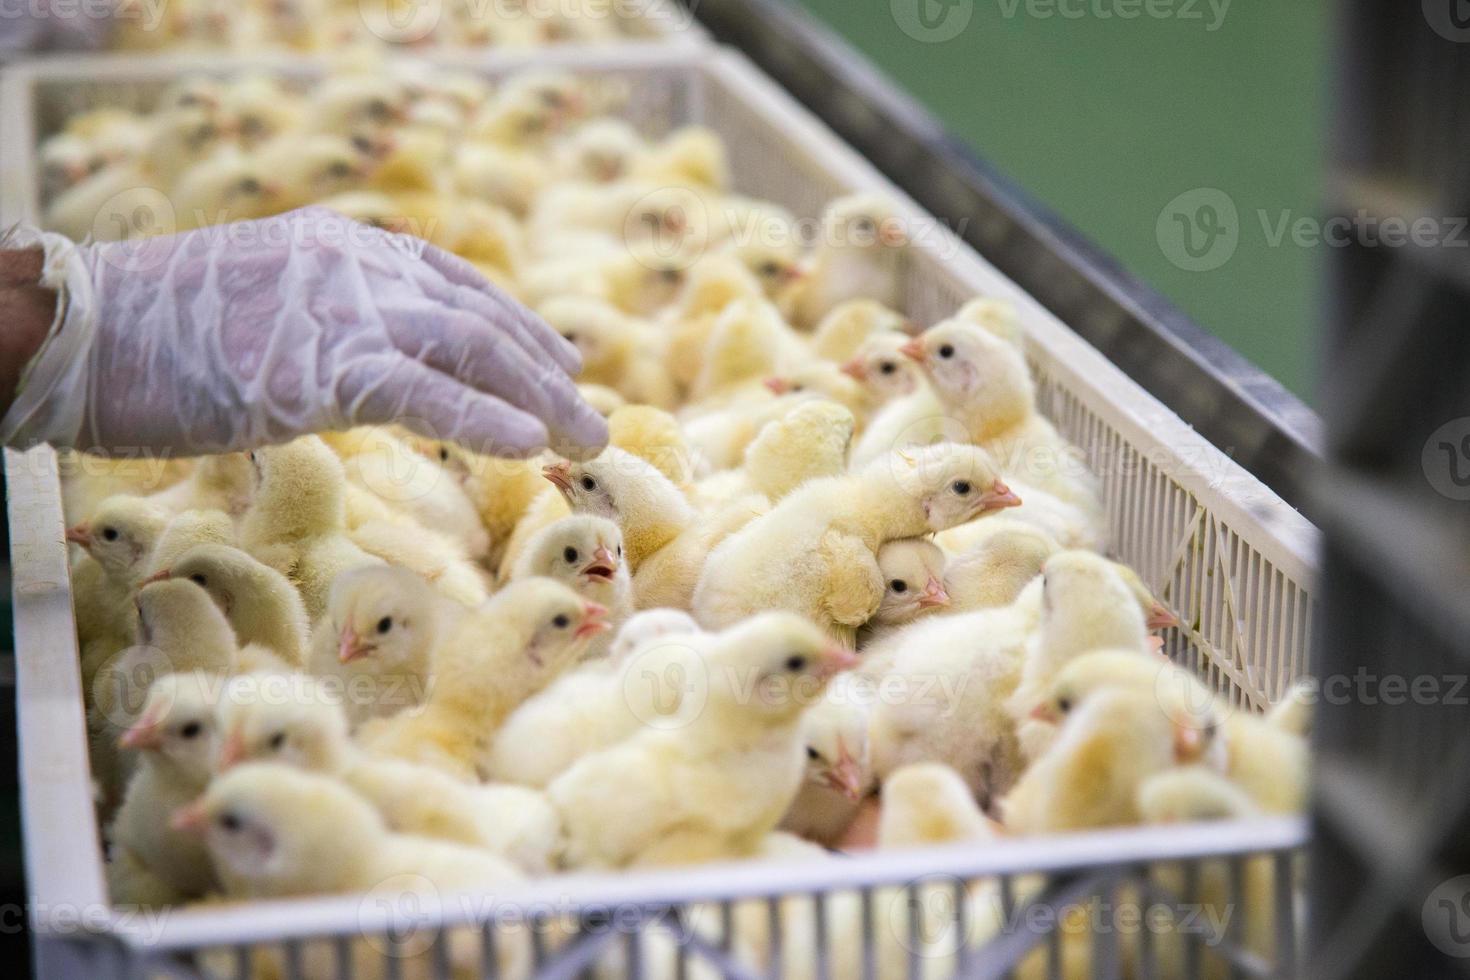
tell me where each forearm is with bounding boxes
[0,249,60,418]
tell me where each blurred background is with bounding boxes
[794,0,1327,402]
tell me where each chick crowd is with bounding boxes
[105,0,669,54]
[56,62,1312,978]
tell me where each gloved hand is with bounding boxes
[1,207,607,458]
[0,0,117,58]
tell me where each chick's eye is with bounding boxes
[376,616,393,635]
[268,732,287,750]
[784,655,806,672]
[101,527,119,542]
[759,262,780,277]
[219,813,242,832]
[327,161,352,179]
[238,177,261,195]
[190,573,208,587]
[1057,697,1071,714]
[938,344,955,359]
[563,546,579,563]
[180,721,202,739]
[951,481,971,496]
[438,447,450,462]
[552,614,570,629]
[806,746,820,761]
[889,580,908,594]
[580,476,597,492]
[879,362,896,375]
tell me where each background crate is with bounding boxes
[2,44,1316,978]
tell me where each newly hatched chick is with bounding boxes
[143,509,236,577]
[942,518,1059,612]
[67,494,170,655]
[549,613,857,869]
[170,150,288,230]
[487,611,705,788]
[173,764,530,980]
[877,762,996,850]
[540,296,676,409]
[306,565,442,728]
[693,443,1020,646]
[868,537,950,631]
[840,332,928,409]
[782,194,910,329]
[217,692,561,874]
[151,544,310,667]
[108,673,224,906]
[779,683,873,847]
[902,318,1102,514]
[240,437,383,620]
[510,516,632,659]
[416,443,545,570]
[1001,688,1211,834]
[740,400,856,502]
[810,299,914,364]
[606,405,698,489]
[358,578,609,780]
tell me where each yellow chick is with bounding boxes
[901,317,1103,514]
[256,133,378,213]
[955,295,1025,347]
[779,682,872,846]
[877,762,996,850]
[303,74,411,139]
[539,296,677,408]
[552,118,645,184]
[839,331,929,410]
[143,509,236,577]
[510,515,632,658]
[173,764,530,979]
[761,362,871,423]
[107,673,224,906]
[408,441,546,572]
[306,565,444,728]
[239,437,384,621]
[220,73,306,148]
[216,691,561,874]
[632,126,731,191]
[692,443,1021,645]
[578,383,627,417]
[67,494,170,650]
[170,150,289,231]
[1001,688,1213,834]
[357,578,609,779]
[688,297,808,406]
[942,518,1059,612]
[453,139,549,219]
[549,613,857,869]
[740,400,856,502]
[150,543,310,667]
[661,252,768,394]
[782,194,911,329]
[810,299,915,364]
[868,537,951,630]
[605,405,698,489]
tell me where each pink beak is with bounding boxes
[1029,703,1058,724]
[542,461,574,495]
[763,377,792,396]
[1147,604,1180,631]
[118,713,165,751]
[575,601,611,639]
[840,358,867,382]
[899,338,926,362]
[818,644,860,677]
[979,480,1023,514]
[216,728,247,770]
[917,576,950,610]
[338,626,374,664]
[1173,724,1205,764]
[581,546,618,581]
[823,744,865,802]
[64,524,92,549]
[140,568,171,587]
[879,223,909,248]
[170,799,209,834]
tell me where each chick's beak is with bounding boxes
[118,716,164,752]
[898,338,926,363]
[338,626,374,664]
[978,480,1023,515]
[581,546,618,581]
[140,568,172,587]
[575,601,611,639]
[879,223,910,247]
[1028,703,1058,724]
[64,523,92,549]
[817,644,860,677]
[170,799,210,834]
[899,319,923,337]
[839,358,868,382]
[824,746,865,802]
[542,460,574,496]
[1148,604,1180,631]
[216,728,247,770]
[1172,724,1205,764]
[763,377,792,395]
[918,576,951,610]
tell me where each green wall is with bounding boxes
[796,0,1328,401]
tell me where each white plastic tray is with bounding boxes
[1,44,1316,979]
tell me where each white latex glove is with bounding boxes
[1,208,607,458]
[0,0,117,58]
